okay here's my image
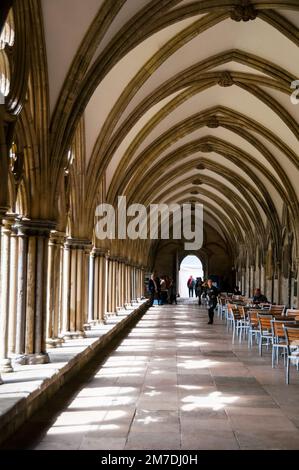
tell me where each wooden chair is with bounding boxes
[283,326,299,384]
[237,305,249,342]
[269,305,285,316]
[285,309,299,318]
[230,307,243,344]
[226,303,237,331]
[247,310,260,348]
[257,314,273,356]
[271,319,296,368]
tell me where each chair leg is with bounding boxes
[272,346,275,368]
[286,357,290,385]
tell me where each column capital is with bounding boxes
[91,247,107,257]
[14,219,56,237]
[65,237,92,250]
[1,213,16,232]
[49,230,66,246]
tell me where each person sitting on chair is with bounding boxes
[252,288,268,304]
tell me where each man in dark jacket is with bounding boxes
[206,278,218,324]
[148,273,157,306]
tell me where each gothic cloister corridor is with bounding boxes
[3,300,299,451]
[1,0,299,455]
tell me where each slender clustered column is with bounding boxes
[14,219,55,365]
[89,249,108,324]
[46,231,65,348]
[8,227,18,355]
[61,238,91,339]
[0,217,14,373]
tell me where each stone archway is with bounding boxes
[179,255,203,298]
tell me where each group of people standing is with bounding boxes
[148,273,177,306]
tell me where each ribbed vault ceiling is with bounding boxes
[41,0,299,257]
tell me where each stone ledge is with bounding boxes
[0,300,149,446]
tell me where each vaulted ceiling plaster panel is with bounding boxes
[157,180,256,226]
[88,0,152,67]
[277,10,299,28]
[123,17,299,125]
[209,62,269,76]
[133,86,299,158]
[84,16,202,162]
[41,0,103,114]
[258,85,299,122]
[105,89,186,188]
[248,130,299,198]
[202,169,266,215]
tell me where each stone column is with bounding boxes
[46,232,65,348]
[97,251,107,323]
[14,219,55,365]
[111,259,116,314]
[132,266,136,301]
[0,217,14,373]
[120,261,125,307]
[88,249,95,324]
[61,238,91,339]
[8,228,18,355]
[127,264,132,303]
[15,225,28,359]
[117,260,122,308]
[88,248,106,324]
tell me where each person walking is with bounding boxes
[187,276,195,297]
[206,278,218,324]
[148,273,158,306]
[195,277,203,305]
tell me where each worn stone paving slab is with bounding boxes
[2,300,299,450]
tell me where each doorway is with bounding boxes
[179,255,204,298]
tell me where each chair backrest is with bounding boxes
[227,304,241,319]
[285,309,299,317]
[258,314,273,331]
[270,305,285,315]
[237,305,246,319]
[248,310,259,327]
[271,319,296,339]
[284,326,299,352]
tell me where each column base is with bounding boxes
[63,331,86,340]
[46,338,64,349]
[0,358,13,373]
[14,353,50,365]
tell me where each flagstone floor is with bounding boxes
[4,300,299,450]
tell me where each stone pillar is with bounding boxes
[103,253,109,320]
[8,228,18,355]
[0,218,14,373]
[88,249,95,324]
[88,248,106,324]
[107,257,112,314]
[116,259,121,309]
[120,261,125,306]
[61,238,91,339]
[111,259,116,314]
[14,220,55,365]
[133,266,136,300]
[98,251,107,323]
[46,232,65,348]
[125,264,129,303]
[127,264,132,303]
[15,225,27,358]
[276,261,282,304]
